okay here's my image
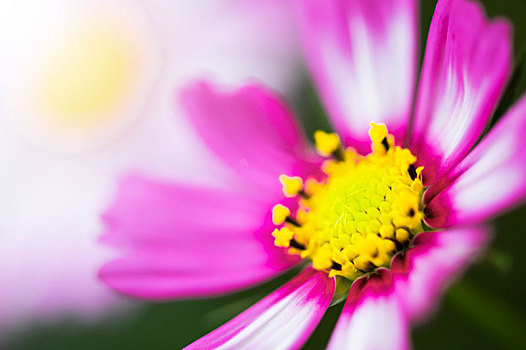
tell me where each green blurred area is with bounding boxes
[6,0,526,349]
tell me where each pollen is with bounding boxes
[314,130,341,156]
[279,175,304,198]
[272,204,291,225]
[271,123,424,280]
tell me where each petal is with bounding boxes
[179,81,320,190]
[99,174,298,299]
[328,280,409,350]
[328,227,489,350]
[425,95,526,228]
[391,228,490,320]
[297,0,418,151]
[184,268,335,350]
[410,0,512,183]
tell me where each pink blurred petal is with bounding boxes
[410,0,512,184]
[425,95,526,228]
[179,81,321,190]
[184,267,334,350]
[99,174,299,299]
[328,227,489,349]
[296,0,418,151]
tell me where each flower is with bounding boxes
[0,0,298,334]
[99,0,525,349]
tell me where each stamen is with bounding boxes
[271,204,290,225]
[279,175,302,197]
[285,217,301,227]
[408,164,417,180]
[290,239,306,250]
[331,262,342,271]
[395,228,410,243]
[314,130,342,159]
[279,175,310,199]
[272,227,293,247]
[381,137,390,151]
[271,123,425,281]
[332,147,345,162]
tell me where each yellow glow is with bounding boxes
[39,27,137,127]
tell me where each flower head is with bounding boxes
[99,0,526,348]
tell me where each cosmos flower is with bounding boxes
[0,0,298,334]
[99,0,525,348]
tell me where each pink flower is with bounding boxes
[99,0,524,349]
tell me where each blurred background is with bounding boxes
[0,0,525,349]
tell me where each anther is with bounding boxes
[272,204,290,225]
[395,228,410,243]
[387,237,404,252]
[408,164,417,180]
[314,130,341,158]
[279,175,304,198]
[272,227,293,247]
[285,217,301,227]
[332,147,345,162]
[331,262,342,271]
[381,137,390,151]
[290,239,306,250]
[298,190,311,199]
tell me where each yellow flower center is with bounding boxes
[272,123,424,280]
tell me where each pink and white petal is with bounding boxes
[391,228,490,320]
[425,95,526,228]
[296,0,418,151]
[184,268,335,350]
[411,0,512,183]
[179,81,321,190]
[328,227,489,350]
[99,174,299,299]
[328,280,409,350]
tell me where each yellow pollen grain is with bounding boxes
[271,123,425,281]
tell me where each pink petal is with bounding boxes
[296,0,418,151]
[328,227,489,350]
[184,268,335,350]
[179,81,321,190]
[99,174,299,299]
[328,281,409,350]
[391,228,490,320]
[425,95,526,228]
[410,0,512,184]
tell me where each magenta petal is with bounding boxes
[179,81,320,190]
[297,0,418,151]
[99,174,299,299]
[184,268,335,350]
[426,95,526,228]
[411,0,512,183]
